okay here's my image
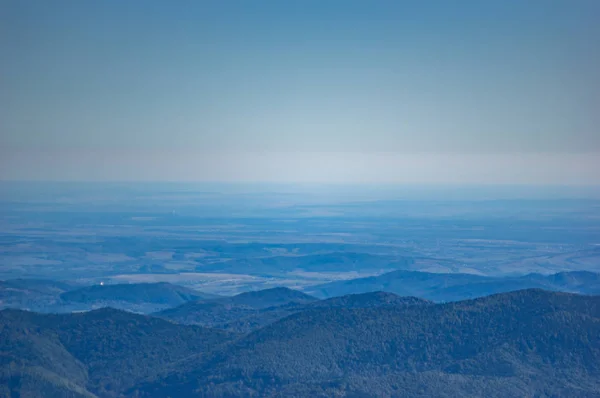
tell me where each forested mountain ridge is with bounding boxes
[130,289,600,397]
[2,289,599,397]
[4,289,595,397]
[0,307,234,397]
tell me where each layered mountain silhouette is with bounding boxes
[156,271,600,333]
[1,280,220,314]
[2,289,599,397]
[305,270,600,301]
[4,271,598,315]
[0,307,232,397]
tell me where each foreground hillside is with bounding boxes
[0,308,233,397]
[131,289,600,397]
[2,289,599,397]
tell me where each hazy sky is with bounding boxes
[1,0,599,183]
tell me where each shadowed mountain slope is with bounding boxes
[132,289,600,397]
[3,290,599,397]
[0,307,233,397]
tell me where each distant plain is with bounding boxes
[1,182,599,295]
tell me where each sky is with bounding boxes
[1,0,599,183]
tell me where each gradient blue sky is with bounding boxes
[1,0,599,183]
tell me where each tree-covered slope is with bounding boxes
[132,289,600,397]
[219,292,431,333]
[0,307,234,397]
[2,289,599,398]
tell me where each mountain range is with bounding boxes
[3,270,599,318]
[305,270,600,301]
[1,289,599,397]
[154,270,600,333]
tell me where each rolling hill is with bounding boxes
[0,278,81,312]
[217,286,318,308]
[307,291,432,309]
[218,292,432,333]
[60,282,218,308]
[155,287,317,329]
